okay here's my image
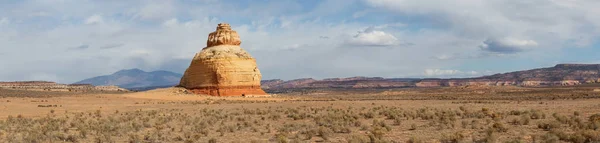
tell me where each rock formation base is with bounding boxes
[187,86,266,96]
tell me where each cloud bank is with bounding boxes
[0,0,598,83]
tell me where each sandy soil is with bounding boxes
[1,86,599,142]
[2,87,599,119]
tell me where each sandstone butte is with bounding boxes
[179,23,267,96]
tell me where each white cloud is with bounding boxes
[424,69,462,76]
[0,17,9,25]
[282,44,305,50]
[352,10,370,18]
[1,0,598,83]
[432,54,459,60]
[135,1,175,20]
[424,69,486,77]
[376,23,406,28]
[363,0,600,49]
[162,18,179,27]
[28,11,50,17]
[468,71,479,75]
[345,27,400,47]
[479,38,538,53]
[84,14,103,25]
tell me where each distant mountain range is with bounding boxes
[74,64,600,91]
[262,64,600,90]
[74,69,182,90]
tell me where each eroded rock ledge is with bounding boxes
[206,23,241,48]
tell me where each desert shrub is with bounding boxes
[360,112,375,119]
[481,108,490,114]
[538,121,562,131]
[520,114,531,125]
[509,116,530,126]
[547,129,600,143]
[93,133,113,143]
[552,113,570,124]
[574,111,581,116]
[460,120,469,128]
[407,137,424,143]
[276,133,288,143]
[567,117,587,129]
[490,122,508,132]
[440,132,465,143]
[379,107,404,120]
[269,114,282,121]
[317,126,334,140]
[208,138,217,143]
[478,131,499,143]
[574,130,600,142]
[287,112,310,120]
[346,134,369,143]
[509,110,524,116]
[470,120,483,129]
[409,124,417,130]
[504,138,526,143]
[393,118,402,126]
[64,134,79,143]
[530,110,546,120]
[534,132,560,143]
[367,127,387,142]
[371,119,391,131]
[128,133,142,143]
[313,112,360,129]
[589,114,600,123]
[298,128,317,140]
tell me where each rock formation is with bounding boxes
[179,23,266,96]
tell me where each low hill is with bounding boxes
[74,69,182,90]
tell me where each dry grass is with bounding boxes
[1,103,599,142]
[1,86,600,142]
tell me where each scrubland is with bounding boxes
[1,86,600,143]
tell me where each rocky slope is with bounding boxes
[74,69,182,90]
[263,64,600,89]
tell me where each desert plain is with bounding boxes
[1,85,600,143]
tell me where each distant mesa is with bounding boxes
[262,64,600,90]
[74,68,182,90]
[179,23,267,96]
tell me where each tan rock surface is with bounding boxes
[206,23,241,47]
[179,23,266,96]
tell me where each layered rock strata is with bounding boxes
[179,23,266,96]
[262,64,600,89]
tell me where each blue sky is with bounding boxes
[0,0,599,83]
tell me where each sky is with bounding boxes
[1,0,599,83]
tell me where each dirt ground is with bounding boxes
[1,86,600,142]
